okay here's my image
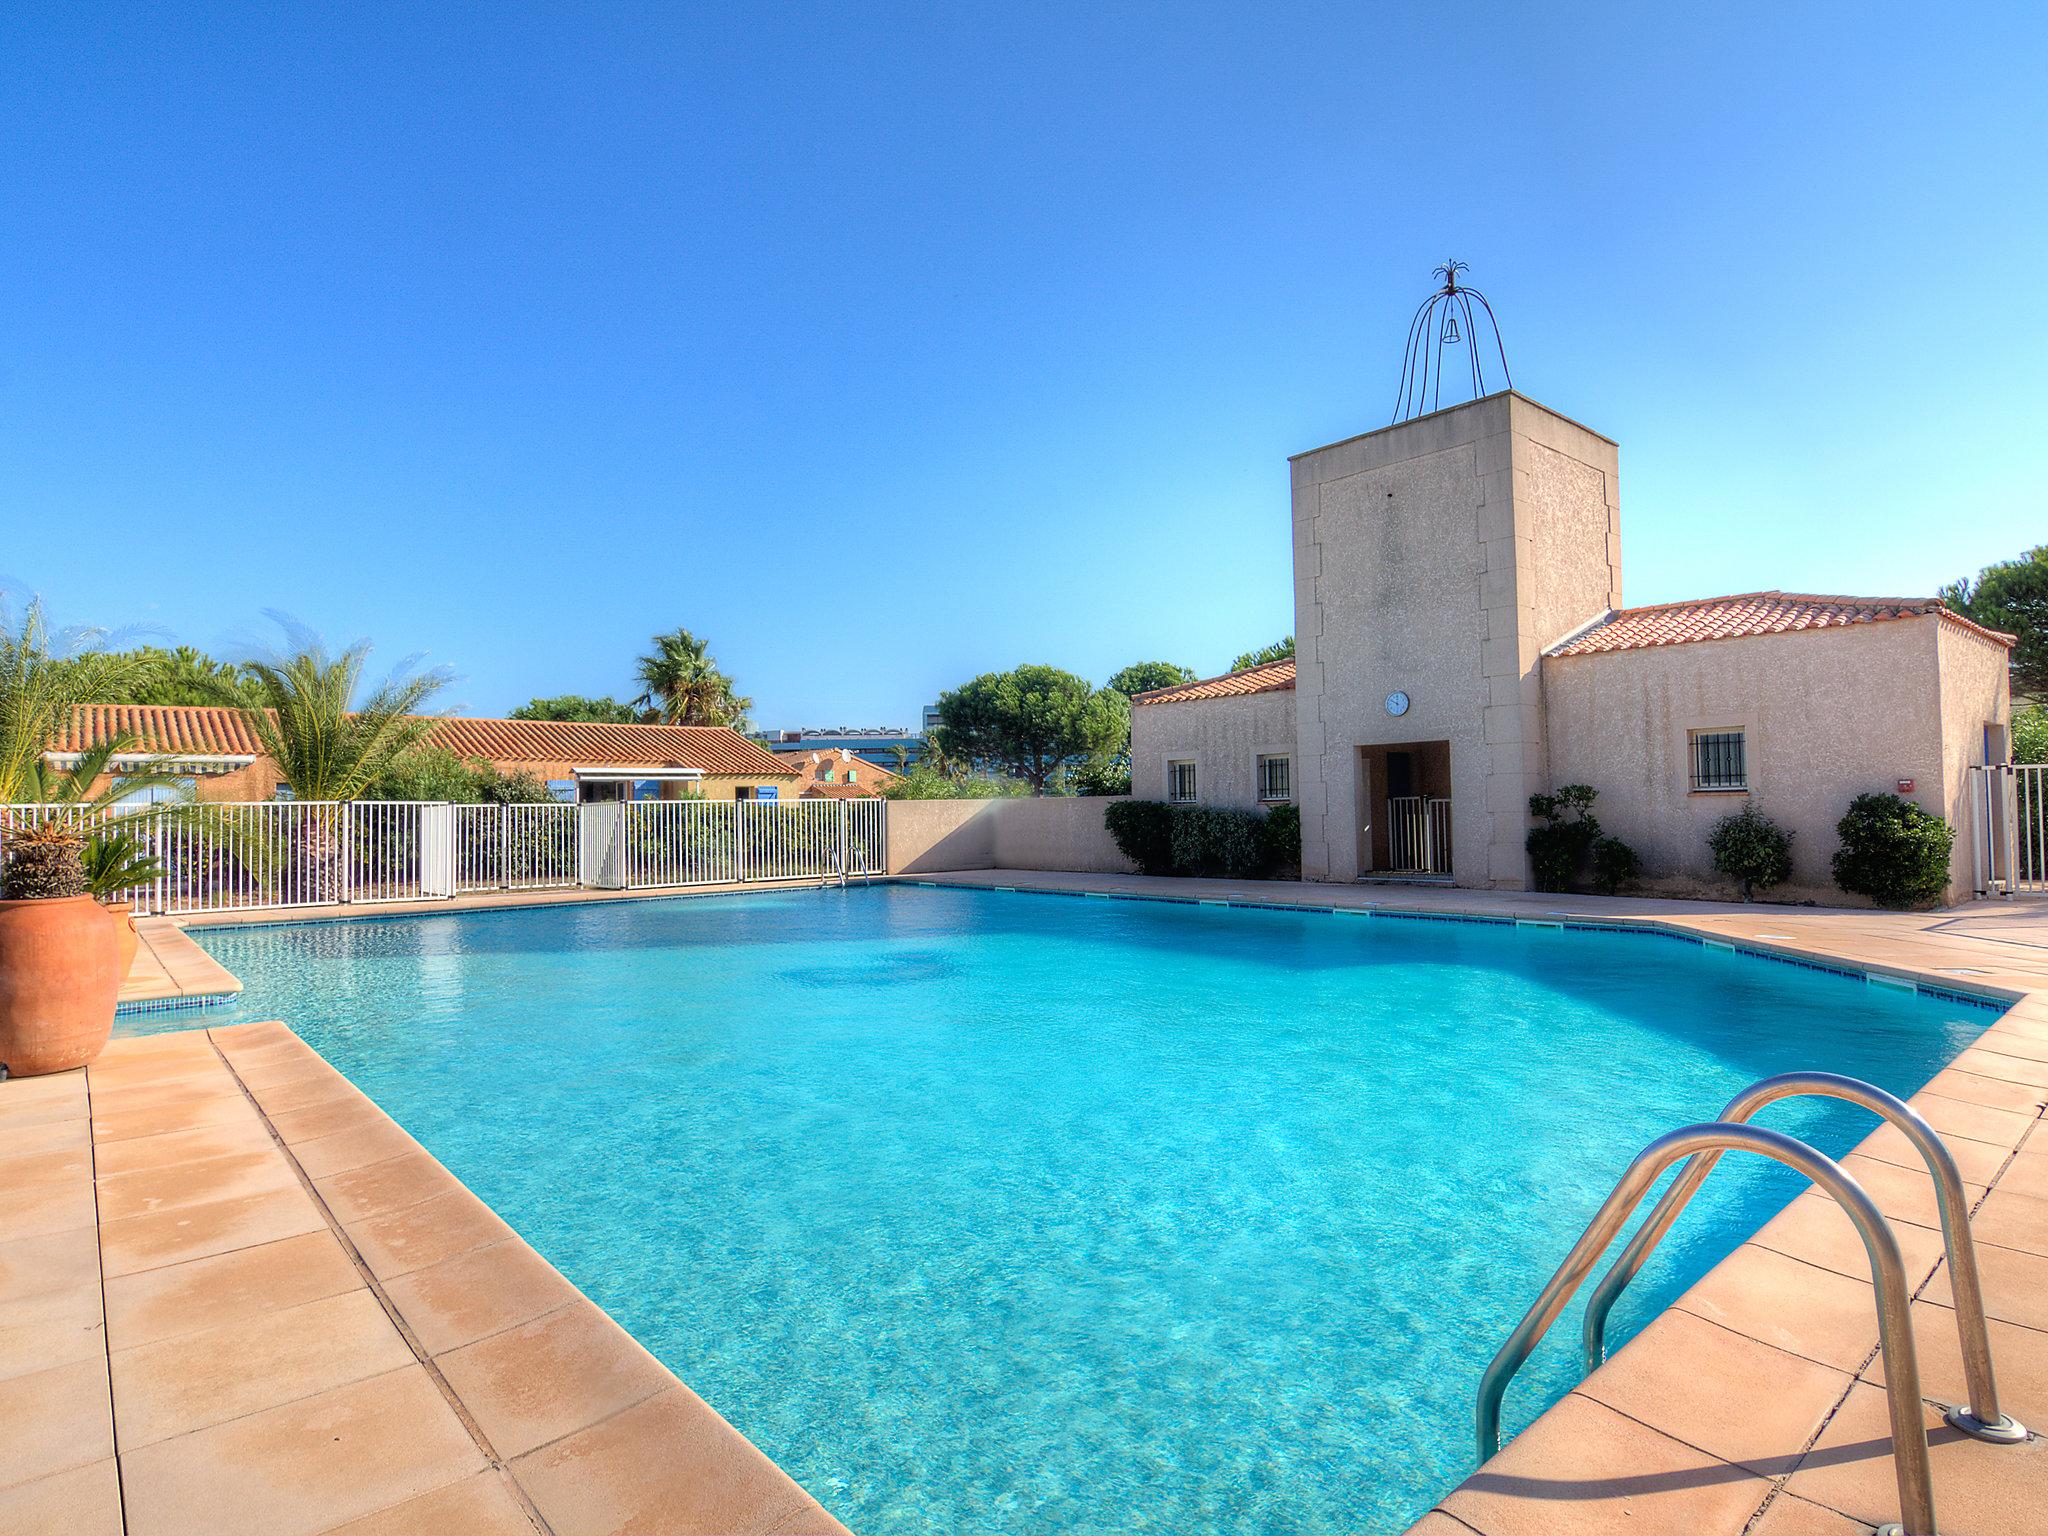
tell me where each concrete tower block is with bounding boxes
[1288,393,1621,888]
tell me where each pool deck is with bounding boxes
[0,1020,849,1536]
[20,870,2048,1534]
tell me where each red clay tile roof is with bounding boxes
[53,706,795,777]
[1546,592,2015,657]
[1130,659,1297,706]
[778,747,900,797]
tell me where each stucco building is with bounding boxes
[1130,392,2012,902]
[49,706,801,804]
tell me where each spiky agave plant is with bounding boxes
[80,828,168,901]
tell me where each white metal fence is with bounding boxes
[1970,763,2046,897]
[0,797,888,916]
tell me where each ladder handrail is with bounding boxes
[1476,1121,1938,1536]
[1583,1070,2024,1443]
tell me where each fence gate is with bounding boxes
[579,800,627,890]
[1972,763,2047,897]
[1386,794,1453,875]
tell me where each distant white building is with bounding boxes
[1130,392,2012,902]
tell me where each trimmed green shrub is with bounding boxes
[1104,799,1178,875]
[1170,806,1266,879]
[1589,836,1641,895]
[1708,806,1794,900]
[1259,802,1302,877]
[1832,793,1955,909]
[1526,784,1600,892]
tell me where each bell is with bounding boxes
[1441,313,1461,343]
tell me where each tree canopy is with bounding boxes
[932,664,1127,794]
[510,694,646,724]
[93,645,267,709]
[1943,545,2048,700]
[634,628,752,729]
[1105,661,1195,697]
[1229,635,1295,672]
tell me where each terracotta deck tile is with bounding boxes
[0,1114,91,1164]
[315,1469,540,1536]
[98,1183,327,1278]
[1953,1048,2048,1090]
[1971,1187,2048,1257]
[1971,1027,2048,1066]
[87,1075,245,1116]
[1673,1243,1884,1372]
[510,1386,825,1536]
[1784,1380,2048,1536]
[1854,1120,2011,1184]
[0,1278,106,1384]
[1574,1308,1853,1476]
[91,1091,263,1145]
[268,1094,395,1145]
[0,1355,114,1491]
[1910,1065,2047,1116]
[241,1071,362,1117]
[343,1188,516,1281]
[104,1229,363,1351]
[0,1140,97,1196]
[313,1150,464,1225]
[89,1115,279,1177]
[94,1146,303,1223]
[0,1174,99,1242]
[0,1226,102,1307]
[1892,1093,2037,1149]
[378,1237,581,1357]
[1860,1297,2048,1428]
[758,1495,856,1535]
[1437,1392,1770,1536]
[1792,1152,1989,1236]
[0,1072,90,1130]
[118,1366,487,1536]
[1748,1197,1946,1287]
[436,1297,675,1459]
[112,1287,416,1448]
[289,1118,425,1180]
[1921,1235,2048,1333]
[1988,1148,2048,1203]
[1745,1491,1877,1534]
[0,1457,124,1536]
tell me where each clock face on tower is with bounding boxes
[1385,691,1410,717]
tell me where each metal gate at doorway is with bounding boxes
[1970,763,2048,897]
[1359,742,1453,878]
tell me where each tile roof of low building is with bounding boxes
[1129,658,1297,706]
[53,705,796,777]
[1545,591,2015,657]
[781,746,902,798]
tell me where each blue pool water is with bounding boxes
[165,886,1991,1535]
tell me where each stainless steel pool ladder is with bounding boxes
[1475,1073,2027,1536]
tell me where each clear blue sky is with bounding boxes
[3,4,2042,726]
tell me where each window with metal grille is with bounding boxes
[1689,730,1748,791]
[1168,760,1198,803]
[1257,754,1292,802]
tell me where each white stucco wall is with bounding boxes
[1128,690,1299,811]
[1291,393,1620,887]
[1540,615,1978,902]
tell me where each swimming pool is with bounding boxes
[170,885,1991,1535]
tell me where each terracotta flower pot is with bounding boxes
[0,896,120,1077]
[101,900,140,983]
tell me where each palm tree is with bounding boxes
[230,622,451,802]
[633,628,752,730]
[220,621,453,900]
[0,592,143,803]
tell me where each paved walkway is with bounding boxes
[0,1022,846,1536]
